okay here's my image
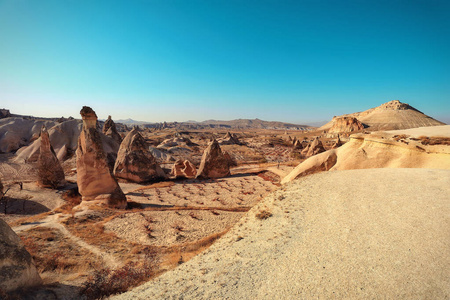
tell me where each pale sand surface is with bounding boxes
[114,168,450,299]
[385,124,450,137]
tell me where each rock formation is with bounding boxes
[37,126,65,188]
[0,108,11,119]
[196,139,231,178]
[218,132,241,145]
[282,126,450,184]
[76,106,126,208]
[331,135,343,149]
[103,115,122,144]
[301,137,326,157]
[320,100,445,131]
[223,151,237,167]
[0,218,42,292]
[114,128,167,183]
[293,139,303,150]
[171,159,196,179]
[328,117,364,133]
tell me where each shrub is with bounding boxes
[256,210,273,220]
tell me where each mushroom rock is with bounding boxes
[0,218,42,293]
[37,126,65,188]
[301,137,326,157]
[196,139,231,179]
[76,106,126,208]
[114,128,167,183]
[103,115,122,144]
[171,159,196,179]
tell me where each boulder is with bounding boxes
[114,128,166,183]
[0,218,42,292]
[171,159,196,179]
[37,126,65,188]
[301,137,326,157]
[196,139,231,178]
[103,115,122,144]
[76,106,126,209]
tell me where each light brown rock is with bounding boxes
[218,132,241,145]
[114,128,166,183]
[328,116,364,133]
[301,137,326,157]
[331,135,343,149]
[196,139,231,178]
[171,159,196,179]
[0,218,42,292]
[103,115,122,144]
[293,139,303,150]
[76,106,126,208]
[37,126,65,188]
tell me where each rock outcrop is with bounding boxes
[320,100,445,131]
[114,128,166,183]
[196,139,231,178]
[0,109,11,119]
[171,159,196,179]
[331,135,343,149]
[282,126,450,184]
[328,117,364,133]
[0,218,42,292]
[218,132,241,145]
[301,137,326,157]
[37,126,65,188]
[76,106,126,208]
[103,116,122,144]
[293,139,303,150]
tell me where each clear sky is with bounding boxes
[1,0,449,124]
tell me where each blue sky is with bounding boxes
[1,0,449,124]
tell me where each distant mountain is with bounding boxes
[114,119,153,126]
[196,118,311,130]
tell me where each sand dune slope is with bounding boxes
[114,168,450,300]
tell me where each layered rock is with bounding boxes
[301,137,326,157]
[328,117,364,134]
[76,106,126,208]
[0,218,42,292]
[196,139,231,178]
[171,159,196,179]
[37,126,65,188]
[114,128,167,183]
[103,115,122,144]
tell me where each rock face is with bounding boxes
[37,126,65,188]
[301,137,326,157]
[0,109,11,119]
[196,139,231,178]
[328,117,364,133]
[0,218,42,293]
[114,128,166,183]
[103,116,122,144]
[76,106,126,208]
[171,159,196,179]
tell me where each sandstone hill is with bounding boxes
[282,125,450,183]
[320,100,445,132]
[114,168,450,299]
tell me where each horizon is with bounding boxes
[1,1,449,124]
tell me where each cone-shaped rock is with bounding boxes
[103,115,122,144]
[37,126,65,188]
[218,132,241,145]
[293,139,303,150]
[114,128,167,183]
[301,137,326,157]
[76,106,126,208]
[196,139,231,178]
[0,218,42,292]
[171,159,196,179]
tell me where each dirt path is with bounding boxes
[14,213,121,269]
[114,168,450,299]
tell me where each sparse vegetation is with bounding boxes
[256,210,273,220]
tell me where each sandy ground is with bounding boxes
[385,124,450,137]
[114,168,450,300]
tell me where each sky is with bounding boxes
[1,0,449,124]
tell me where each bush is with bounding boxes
[256,210,273,220]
